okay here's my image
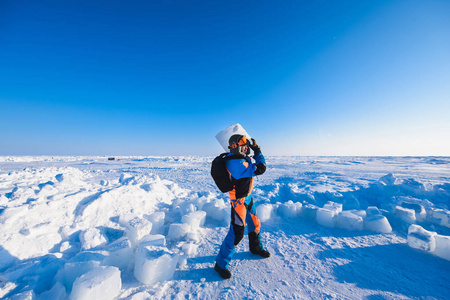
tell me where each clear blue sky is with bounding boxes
[1,0,449,156]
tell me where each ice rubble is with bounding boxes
[0,169,205,298]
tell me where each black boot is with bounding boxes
[252,248,270,258]
[248,232,271,258]
[214,263,232,279]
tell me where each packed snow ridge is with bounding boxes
[0,156,449,299]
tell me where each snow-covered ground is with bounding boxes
[0,156,449,299]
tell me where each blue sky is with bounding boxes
[1,0,449,156]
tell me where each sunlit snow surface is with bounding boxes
[0,156,449,299]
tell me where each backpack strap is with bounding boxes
[223,153,243,161]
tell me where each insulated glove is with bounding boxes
[249,138,261,153]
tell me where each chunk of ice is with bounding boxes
[54,260,102,292]
[0,281,17,298]
[277,201,302,218]
[316,208,336,228]
[104,237,133,270]
[167,223,191,239]
[350,209,367,218]
[177,253,187,268]
[70,266,121,300]
[433,234,450,261]
[336,211,363,231]
[407,225,436,252]
[79,228,107,250]
[9,290,35,300]
[181,211,207,229]
[395,206,416,224]
[134,245,178,285]
[123,217,153,246]
[363,215,392,233]
[186,231,200,242]
[378,173,397,185]
[215,123,251,152]
[323,201,343,214]
[300,204,318,220]
[256,204,274,223]
[203,199,230,224]
[119,173,134,184]
[432,209,450,228]
[366,206,381,217]
[401,202,426,222]
[146,212,165,234]
[59,241,77,253]
[37,282,66,300]
[173,201,196,215]
[130,292,152,300]
[181,243,199,258]
[140,234,166,247]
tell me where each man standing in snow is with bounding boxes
[215,134,270,279]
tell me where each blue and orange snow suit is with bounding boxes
[215,151,267,270]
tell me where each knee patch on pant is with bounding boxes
[233,224,245,246]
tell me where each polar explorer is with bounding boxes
[214,134,270,279]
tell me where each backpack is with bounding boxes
[211,153,238,193]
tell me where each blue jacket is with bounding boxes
[225,152,266,201]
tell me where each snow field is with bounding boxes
[0,156,449,299]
